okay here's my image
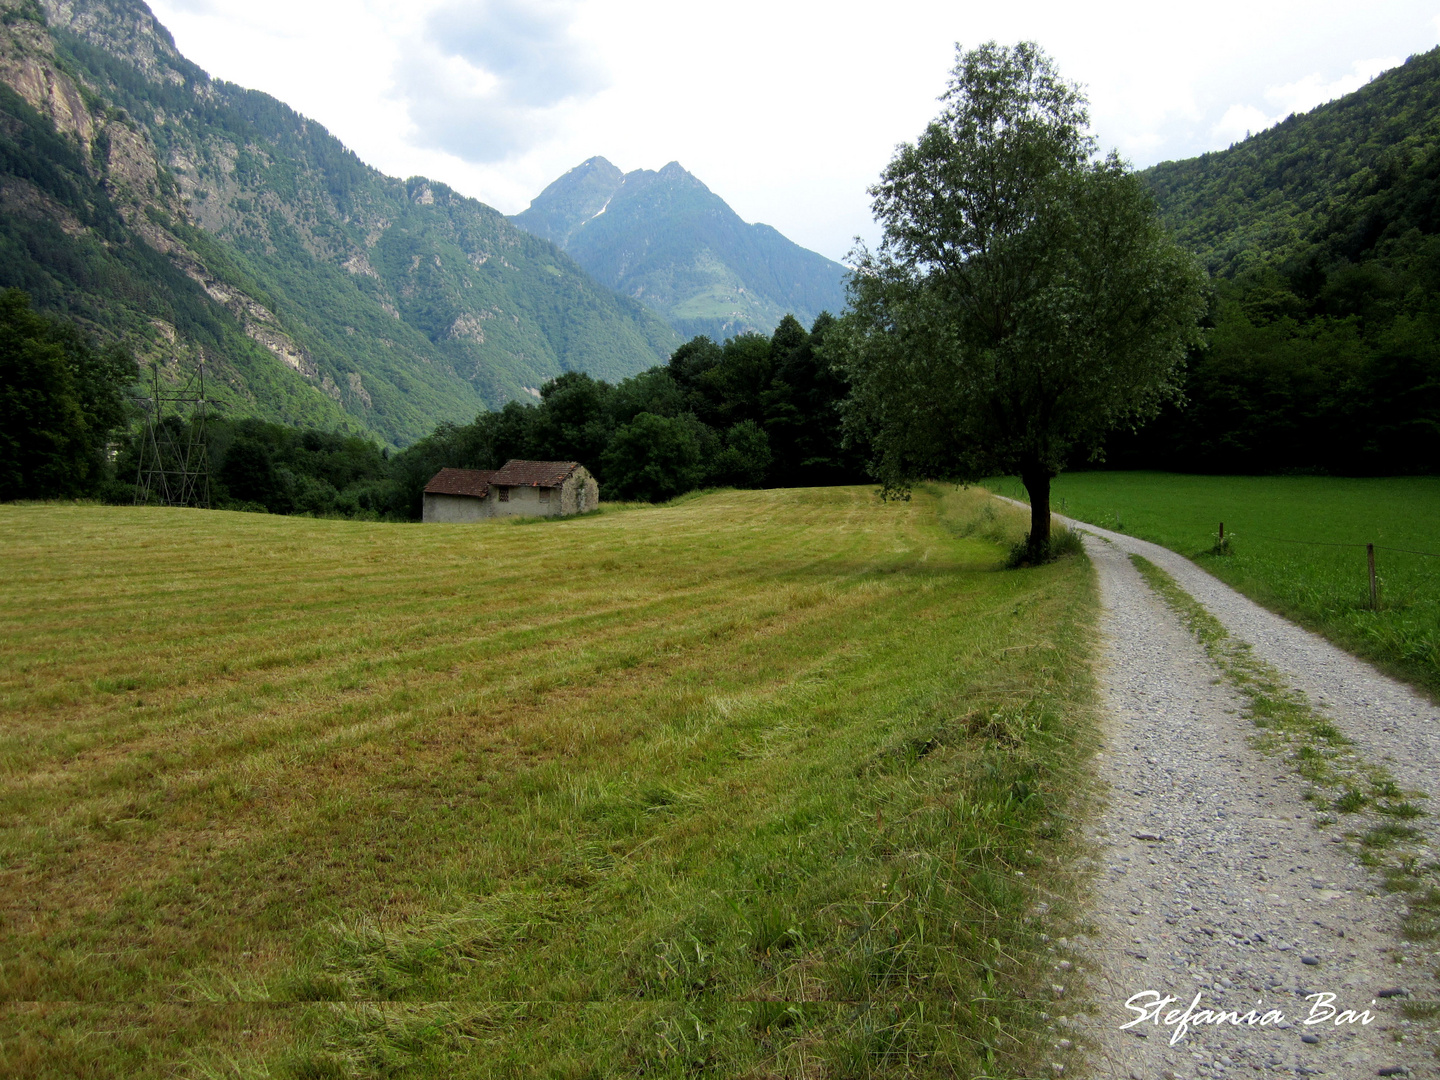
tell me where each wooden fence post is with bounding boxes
[1367,543,1378,611]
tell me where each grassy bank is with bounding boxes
[987,472,1440,696]
[0,487,1097,1078]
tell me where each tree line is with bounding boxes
[388,312,861,516]
[0,289,134,500]
[2,298,864,515]
[6,53,1440,518]
[1103,169,1440,474]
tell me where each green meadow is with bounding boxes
[0,487,1096,1079]
[988,472,1440,696]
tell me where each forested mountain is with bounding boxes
[0,0,677,446]
[512,157,849,340]
[1143,47,1440,276]
[1119,48,1440,474]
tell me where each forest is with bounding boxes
[1120,44,1440,474]
[7,45,1440,506]
[9,311,859,518]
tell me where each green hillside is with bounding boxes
[0,0,677,445]
[512,157,849,340]
[1142,46,1440,276]
[1119,48,1440,475]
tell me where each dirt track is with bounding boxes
[1050,518,1439,1079]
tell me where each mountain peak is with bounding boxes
[513,156,626,247]
[511,157,847,341]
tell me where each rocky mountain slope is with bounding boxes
[0,0,677,445]
[512,156,849,341]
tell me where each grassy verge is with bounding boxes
[1130,554,1440,958]
[987,472,1440,698]
[1,487,1098,1078]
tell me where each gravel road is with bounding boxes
[1055,521,1440,1080]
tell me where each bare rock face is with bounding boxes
[38,0,186,83]
[0,5,95,147]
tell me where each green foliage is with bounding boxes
[710,420,773,489]
[603,411,709,502]
[386,313,869,514]
[0,12,676,449]
[1144,47,1440,278]
[0,289,135,499]
[839,42,1206,556]
[216,435,280,508]
[1122,48,1440,474]
[108,415,396,517]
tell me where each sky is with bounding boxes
[147,0,1440,263]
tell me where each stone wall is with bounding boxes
[560,468,600,514]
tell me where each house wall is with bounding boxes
[425,468,600,522]
[489,484,558,518]
[560,468,600,515]
[423,492,491,523]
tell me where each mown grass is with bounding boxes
[987,472,1440,696]
[0,486,1097,1078]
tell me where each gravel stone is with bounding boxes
[1068,531,1438,1080]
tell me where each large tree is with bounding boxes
[838,42,1208,557]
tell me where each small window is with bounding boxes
[539,487,551,503]
[498,487,509,502]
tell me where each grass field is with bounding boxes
[987,471,1440,696]
[0,487,1097,1079]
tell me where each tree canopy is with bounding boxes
[837,42,1208,556]
[1109,47,1440,476]
[0,289,135,500]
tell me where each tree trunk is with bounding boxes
[1021,467,1052,559]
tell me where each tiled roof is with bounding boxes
[489,459,580,488]
[424,468,496,498]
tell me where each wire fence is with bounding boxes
[1238,535,1440,559]
[994,486,1440,560]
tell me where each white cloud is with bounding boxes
[393,0,607,163]
[1265,56,1401,116]
[1212,103,1275,145]
[1208,55,1403,148]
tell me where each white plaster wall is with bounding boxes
[422,492,491,522]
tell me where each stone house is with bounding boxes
[421,460,599,522]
